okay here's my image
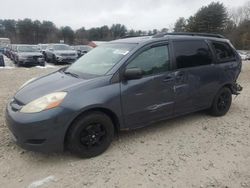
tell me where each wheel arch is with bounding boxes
[221,83,234,94]
[63,107,121,147]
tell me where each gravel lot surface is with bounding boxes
[0,58,250,188]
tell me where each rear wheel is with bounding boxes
[66,112,114,158]
[209,87,232,116]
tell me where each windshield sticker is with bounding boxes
[113,49,129,55]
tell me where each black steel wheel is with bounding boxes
[209,87,232,116]
[66,112,114,158]
[79,123,107,148]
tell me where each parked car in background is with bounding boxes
[237,50,250,60]
[6,33,242,158]
[0,38,11,53]
[44,44,78,64]
[72,45,93,58]
[14,45,45,67]
[3,44,12,58]
[246,51,250,60]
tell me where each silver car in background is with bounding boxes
[14,45,45,67]
[44,44,78,64]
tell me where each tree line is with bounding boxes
[0,1,250,49]
[173,1,250,50]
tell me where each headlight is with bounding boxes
[20,92,67,113]
[19,77,37,90]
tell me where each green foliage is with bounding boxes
[0,19,129,44]
[186,2,228,33]
[174,17,187,32]
[226,20,250,49]
[60,26,74,44]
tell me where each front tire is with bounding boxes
[52,55,57,65]
[66,112,114,158]
[209,87,232,116]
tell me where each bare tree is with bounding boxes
[229,1,250,25]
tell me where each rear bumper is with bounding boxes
[5,101,74,153]
[231,82,243,95]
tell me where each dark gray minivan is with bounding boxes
[6,33,242,158]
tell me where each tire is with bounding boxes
[17,61,21,67]
[39,62,45,67]
[66,112,114,158]
[52,55,57,65]
[209,87,232,116]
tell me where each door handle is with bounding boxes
[175,71,184,77]
[163,76,174,82]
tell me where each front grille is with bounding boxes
[61,53,75,56]
[27,56,34,60]
[33,55,43,59]
[10,98,23,111]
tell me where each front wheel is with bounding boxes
[66,112,114,158]
[209,87,232,116]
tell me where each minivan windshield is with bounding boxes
[66,43,136,77]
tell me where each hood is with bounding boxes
[18,52,43,56]
[54,50,77,54]
[14,71,91,104]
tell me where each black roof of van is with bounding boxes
[112,32,228,44]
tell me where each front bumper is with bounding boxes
[5,101,74,153]
[56,56,77,63]
[19,57,45,66]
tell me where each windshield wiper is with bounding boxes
[64,71,79,78]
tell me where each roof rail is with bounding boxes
[153,32,225,39]
[121,35,150,39]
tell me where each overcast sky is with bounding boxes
[1,0,249,30]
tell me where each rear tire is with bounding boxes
[209,87,232,116]
[66,112,114,158]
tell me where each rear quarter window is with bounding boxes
[211,41,236,63]
[173,40,213,69]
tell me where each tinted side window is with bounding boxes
[173,40,212,69]
[127,45,170,76]
[211,42,235,62]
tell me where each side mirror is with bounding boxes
[124,67,143,80]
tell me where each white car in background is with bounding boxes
[237,50,249,61]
